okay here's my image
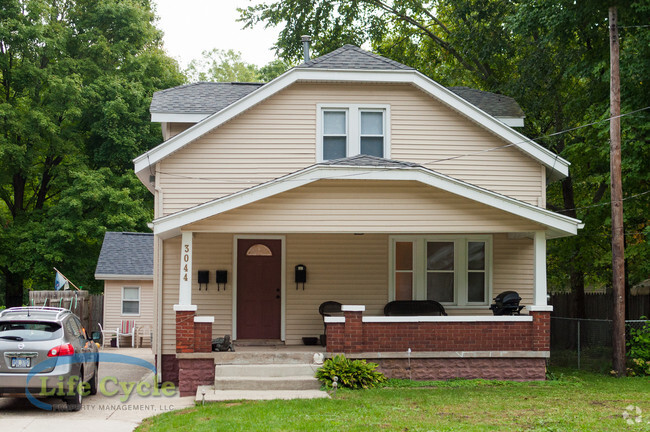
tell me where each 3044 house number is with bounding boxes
[182,244,190,281]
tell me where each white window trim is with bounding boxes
[389,235,493,308]
[316,103,391,162]
[121,286,141,316]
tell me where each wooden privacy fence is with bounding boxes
[29,291,104,334]
[550,292,649,319]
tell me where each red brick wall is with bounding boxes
[159,354,179,386]
[530,311,551,351]
[194,322,213,353]
[326,314,551,353]
[175,311,196,353]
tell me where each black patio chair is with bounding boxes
[318,301,342,346]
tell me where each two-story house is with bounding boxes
[133,45,581,396]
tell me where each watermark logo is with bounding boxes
[622,405,645,425]
[25,353,176,411]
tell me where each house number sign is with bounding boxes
[179,232,193,305]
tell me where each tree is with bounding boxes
[0,0,184,306]
[184,48,291,83]
[241,0,650,311]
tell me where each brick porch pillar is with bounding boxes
[193,316,214,353]
[529,308,552,352]
[342,305,365,353]
[174,305,197,353]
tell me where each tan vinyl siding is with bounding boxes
[493,234,534,307]
[103,280,154,347]
[168,122,194,139]
[161,236,181,354]
[284,234,388,344]
[158,83,545,216]
[159,232,535,349]
[185,180,543,234]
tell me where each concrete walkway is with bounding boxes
[0,347,195,432]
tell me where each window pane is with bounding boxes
[468,273,485,302]
[323,136,347,160]
[395,242,413,270]
[123,287,139,300]
[468,242,485,270]
[360,137,384,157]
[360,111,383,135]
[427,242,454,270]
[427,273,454,303]
[395,272,413,300]
[122,300,139,314]
[324,111,346,134]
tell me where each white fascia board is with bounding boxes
[496,116,525,128]
[150,112,210,123]
[94,274,153,281]
[134,68,568,180]
[152,164,581,238]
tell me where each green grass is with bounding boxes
[137,369,650,432]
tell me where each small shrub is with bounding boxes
[316,354,386,389]
[627,317,650,376]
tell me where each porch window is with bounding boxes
[122,286,140,315]
[318,104,390,161]
[391,236,491,307]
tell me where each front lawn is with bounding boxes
[137,369,650,432]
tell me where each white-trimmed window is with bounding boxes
[390,236,492,307]
[122,286,140,315]
[318,104,390,161]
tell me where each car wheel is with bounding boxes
[65,378,83,411]
[88,367,98,396]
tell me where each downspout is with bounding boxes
[154,166,164,385]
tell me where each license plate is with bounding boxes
[11,357,30,368]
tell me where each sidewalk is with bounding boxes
[0,347,195,432]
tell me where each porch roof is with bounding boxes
[152,156,581,240]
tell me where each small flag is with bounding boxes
[54,271,69,291]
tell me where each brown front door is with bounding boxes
[236,239,282,339]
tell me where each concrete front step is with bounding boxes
[215,376,322,391]
[215,363,319,378]
[196,386,329,402]
[214,351,319,365]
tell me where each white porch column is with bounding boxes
[178,231,193,306]
[533,230,549,308]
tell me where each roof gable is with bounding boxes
[135,46,570,189]
[95,232,153,279]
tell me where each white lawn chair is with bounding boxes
[117,319,137,348]
[98,322,118,348]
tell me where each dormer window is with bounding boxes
[318,104,390,161]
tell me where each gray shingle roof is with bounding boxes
[148,48,523,119]
[317,154,421,168]
[95,232,153,278]
[447,87,525,118]
[296,44,414,70]
[150,82,263,114]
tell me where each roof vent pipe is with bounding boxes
[301,35,311,62]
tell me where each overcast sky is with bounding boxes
[152,0,280,68]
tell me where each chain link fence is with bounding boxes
[550,317,648,372]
